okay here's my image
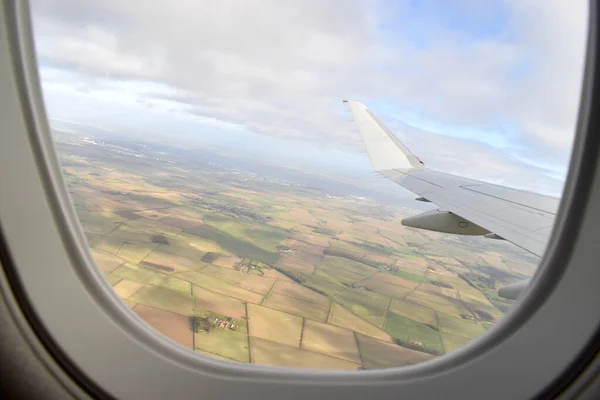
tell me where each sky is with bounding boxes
[30,0,588,197]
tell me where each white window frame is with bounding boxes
[0,1,599,398]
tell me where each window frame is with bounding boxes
[0,1,599,398]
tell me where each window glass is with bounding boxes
[31,1,585,370]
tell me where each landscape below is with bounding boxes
[54,128,537,370]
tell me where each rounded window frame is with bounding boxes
[0,1,599,398]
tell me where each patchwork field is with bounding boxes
[57,131,538,370]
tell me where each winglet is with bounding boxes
[346,100,423,172]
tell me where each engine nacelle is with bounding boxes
[402,209,490,235]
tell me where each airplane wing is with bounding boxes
[346,100,558,299]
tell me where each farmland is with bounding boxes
[53,129,538,370]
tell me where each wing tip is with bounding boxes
[345,100,423,171]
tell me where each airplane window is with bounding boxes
[29,1,585,370]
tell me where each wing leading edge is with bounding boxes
[346,100,558,299]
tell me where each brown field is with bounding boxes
[129,285,194,316]
[160,214,205,230]
[212,256,243,269]
[356,334,434,369]
[247,303,302,347]
[133,304,194,349]
[142,250,205,273]
[193,286,247,319]
[274,241,324,277]
[284,208,321,226]
[250,337,359,370]
[389,298,438,326]
[271,281,330,306]
[327,303,393,343]
[112,279,144,299]
[262,292,329,322]
[175,271,264,304]
[91,249,126,274]
[301,320,361,364]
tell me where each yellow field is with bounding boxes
[301,320,361,363]
[270,281,330,306]
[195,329,249,363]
[247,304,302,347]
[129,285,194,316]
[262,292,329,322]
[389,298,438,326]
[327,303,393,343]
[112,279,144,299]
[175,270,264,304]
[250,337,359,370]
[143,250,205,273]
[193,286,247,319]
[201,265,276,295]
[91,248,126,274]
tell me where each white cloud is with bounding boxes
[30,0,587,194]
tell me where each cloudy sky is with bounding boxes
[31,0,587,197]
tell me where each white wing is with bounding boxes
[346,100,557,299]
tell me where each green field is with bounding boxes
[129,285,194,316]
[262,292,329,322]
[333,289,390,328]
[436,312,488,339]
[195,329,250,362]
[188,225,279,264]
[57,131,537,370]
[384,313,444,355]
[356,334,434,369]
[247,304,303,347]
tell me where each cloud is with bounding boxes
[30,0,586,194]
